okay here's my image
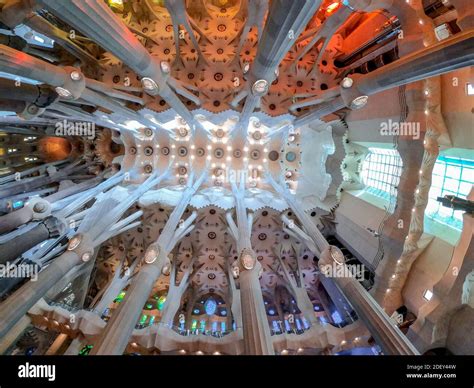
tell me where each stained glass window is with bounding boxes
[272,320,281,333]
[426,155,473,230]
[156,295,166,311]
[332,311,343,324]
[361,148,403,200]
[114,291,125,303]
[79,345,93,356]
[295,318,302,331]
[204,298,217,315]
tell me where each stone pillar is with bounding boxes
[319,246,419,355]
[0,162,85,198]
[0,315,30,355]
[91,264,161,355]
[228,182,274,354]
[160,258,196,328]
[238,258,274,355]
[0,235,92,338]
[237,0,321,128]
[45,333,68,355]
[38,0,198,128]
[0,206,34,235]
[294,29,473,126]
[268,175,418,354]
[0,216,65,264]
[91,176,204,355]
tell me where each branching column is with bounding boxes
[268,175,419,355]
[0,216,65,264]
[91,172,206,355]
[160,253,199,327]
[272,243,322,329]
[38,0,199,129]
[92,250,139,316]
[227,181,274,355]
[319,248,419,355]
[0,173,159,338]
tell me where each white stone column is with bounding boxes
[227,181,274,355]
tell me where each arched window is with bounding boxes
[361,148,403,201]
[426,155,473,230]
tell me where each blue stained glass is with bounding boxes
[284,320,291,331]
[212,321,218,332]
[12,200,23,209]
[272,320,281,333]
[332,311,343,324]
[204,298,217,315]
[295,318,302,331]
[221,321,226,332]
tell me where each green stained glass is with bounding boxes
[191,319,197,330]
[157,295,166,311]
[140,314,147,325]
[114,291,126,303]
[79,345,93,356]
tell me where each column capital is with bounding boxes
[66,232,94,262]
[235,248,263,275]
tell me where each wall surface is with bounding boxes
[403,237,454,315]
[335,191,387,269]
